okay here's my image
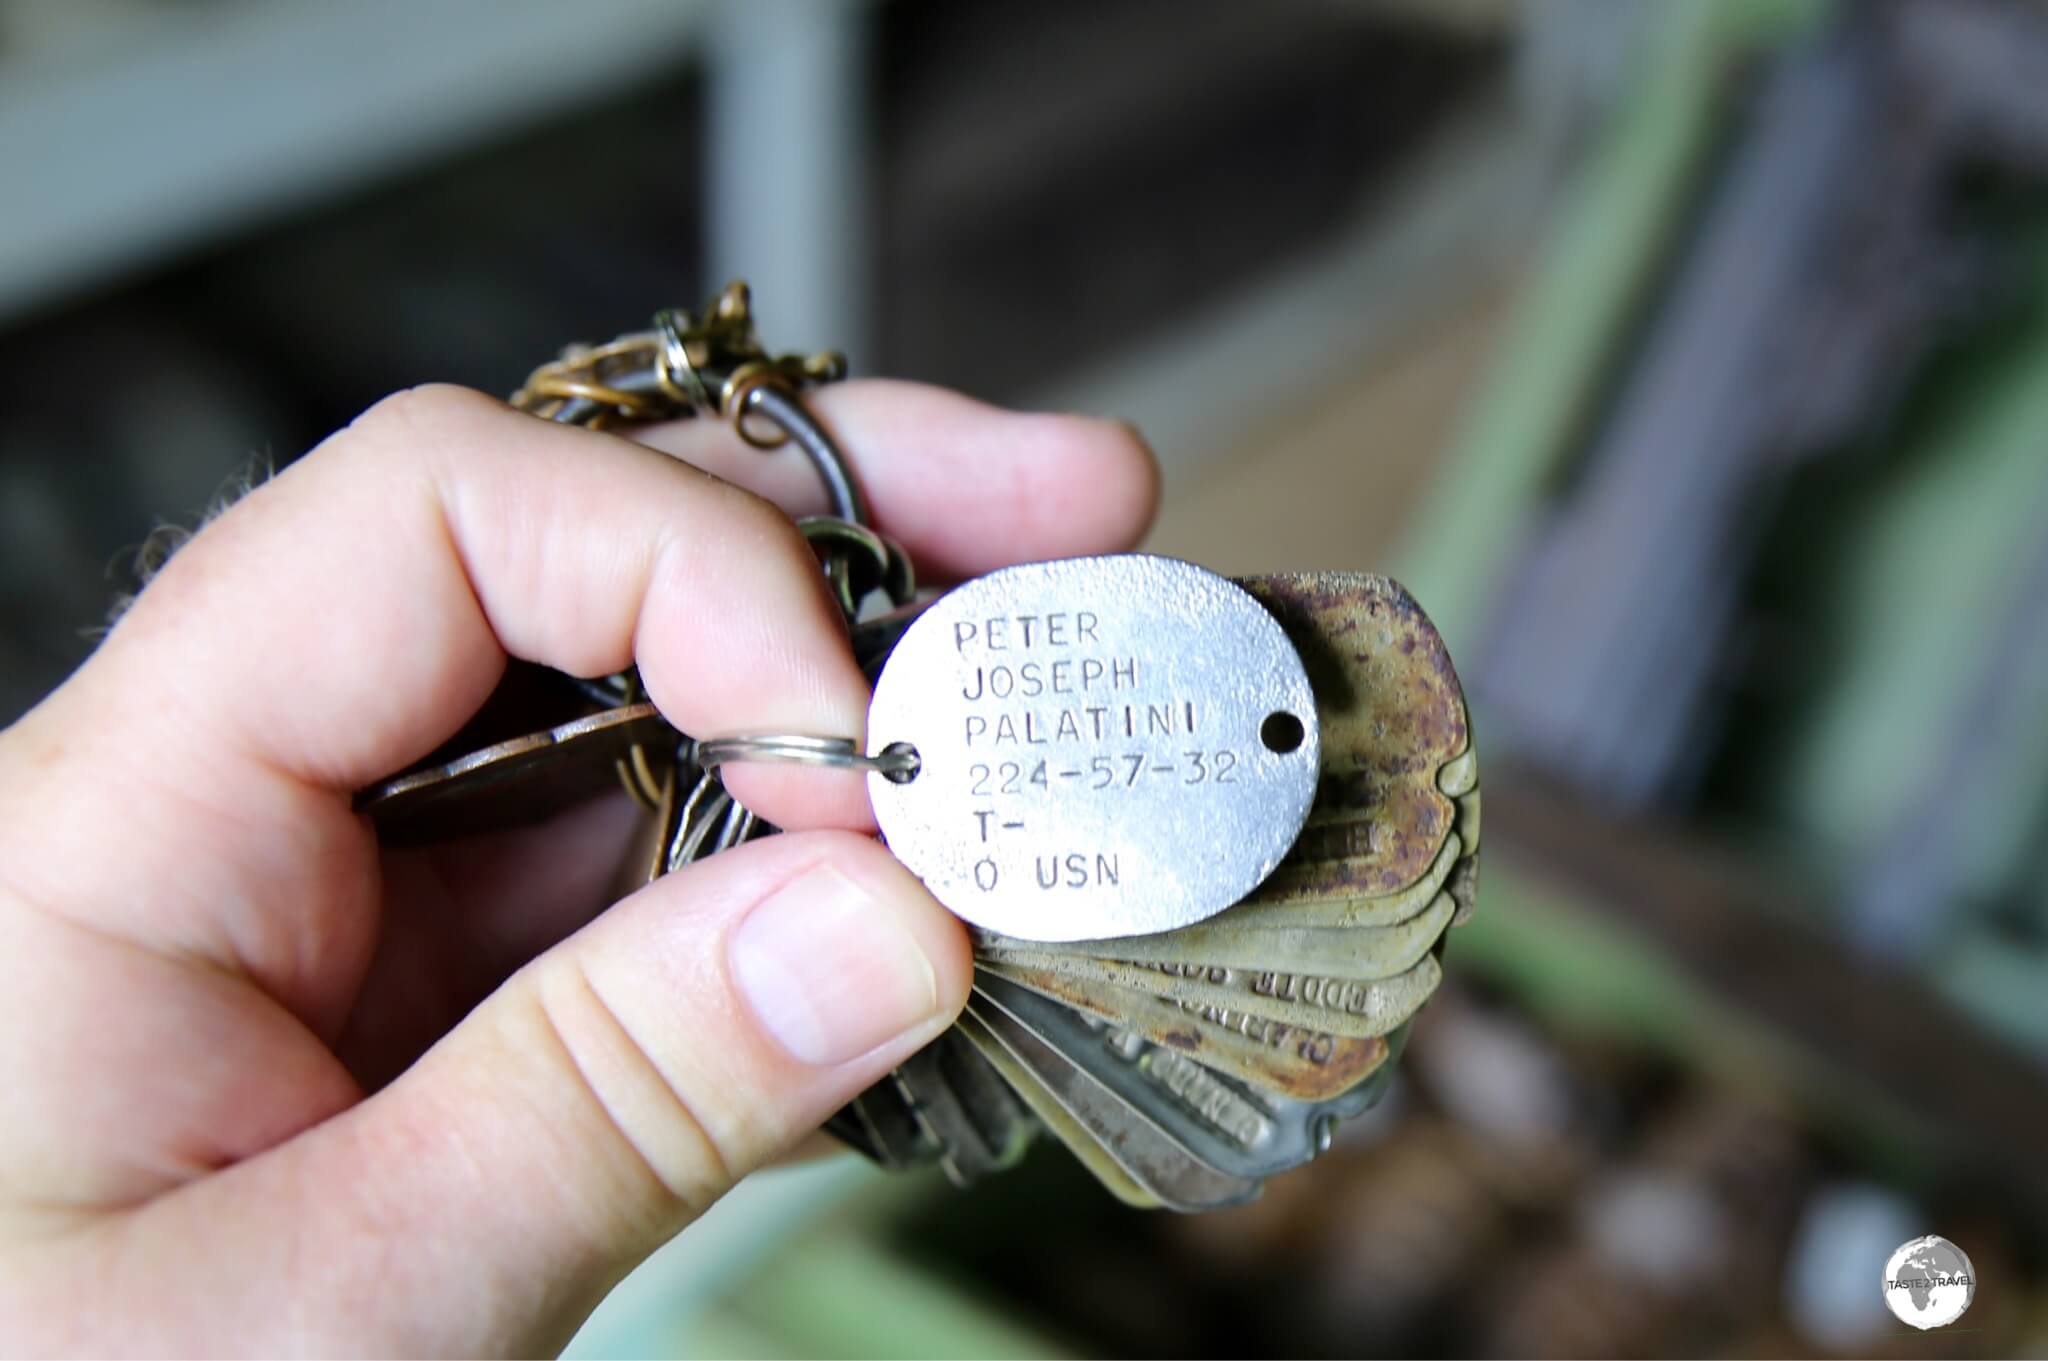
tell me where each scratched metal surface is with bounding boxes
[1237,571,1473,905]
[866,555,1323,942]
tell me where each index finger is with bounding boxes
[90,387,869,801]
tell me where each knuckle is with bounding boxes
[530,958,736,1229]
[649,476,819,602]
[718,476,806,546]
[342,383,504,455]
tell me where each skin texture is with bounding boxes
[0,381,1158,1356]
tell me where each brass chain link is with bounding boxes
[511,279,846,435]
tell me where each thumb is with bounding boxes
[115,830,968,1356]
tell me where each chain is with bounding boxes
[512,280,844,434]
[508,281,916,821]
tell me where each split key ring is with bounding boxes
[688,733,921,783]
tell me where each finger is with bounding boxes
[95,831,968,1356]
[630,379,1161,581]
[1,385,878,1010]
[94,383,870,812]
[336,788,644,1090]
[774,1128,857,1167]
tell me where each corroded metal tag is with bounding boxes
[865,555,1320,942]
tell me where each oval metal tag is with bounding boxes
[866,555,1320,942]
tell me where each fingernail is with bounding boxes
[729,862,942,1066]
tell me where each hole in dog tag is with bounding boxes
[866,555,1319,942]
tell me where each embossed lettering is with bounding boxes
[960,659,1138,708]
[1034,852,1120,888]
[1142,1048,1272,1148]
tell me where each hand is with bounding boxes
[0,381,1157,1355]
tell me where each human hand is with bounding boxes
[0,381,1157,1355]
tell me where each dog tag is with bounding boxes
[866,554,1320,941]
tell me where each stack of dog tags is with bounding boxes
[839,558,1479,1209]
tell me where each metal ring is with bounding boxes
[654,310,714,412]
[723,363,795,449]
[689,734,919,777]
[744,382,867,526]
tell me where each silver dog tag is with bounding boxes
[866,555,1320,942]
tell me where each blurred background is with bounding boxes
[7,0,2048,1354]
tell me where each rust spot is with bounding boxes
[1236,573,1470,903]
